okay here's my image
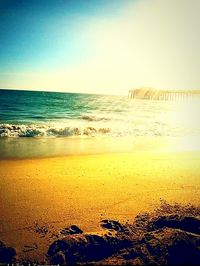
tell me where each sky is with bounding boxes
[0,0,200,95]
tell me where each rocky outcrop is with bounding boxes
[148,214,200,234]
[47,215,200,265]
[47,233,132,265]
[138,228,200,265]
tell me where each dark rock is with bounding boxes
[0,241,16,264]
[60,225,83,235]
[47,233,132,264]
[100,219,125,232]
[123,248,138,260]
[0,241,5,248]
[48,219,200,265]
[139,228,200,265]
[50,252,66,265]
[148,215,200,234]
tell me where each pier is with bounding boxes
[128,88,200,100]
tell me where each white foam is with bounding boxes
[0,124,111,138]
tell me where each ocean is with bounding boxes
[0,89,200,158]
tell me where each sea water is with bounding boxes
[0,89,199,158]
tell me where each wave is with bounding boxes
[81,115,110,121]
[0,124,111,138]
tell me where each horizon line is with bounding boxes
[0,87,126,97]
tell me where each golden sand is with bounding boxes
[0,151,200,256]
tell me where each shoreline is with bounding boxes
[1,134,200,160]
[1,148,200,162]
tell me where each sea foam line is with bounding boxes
[0,124,111,138]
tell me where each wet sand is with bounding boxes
[0,150,200,262]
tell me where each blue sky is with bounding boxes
[0,0,199,94]
[0,0,131,72]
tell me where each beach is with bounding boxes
[0,90,200,264]
[1,0,200,263]
[0,149,200,262]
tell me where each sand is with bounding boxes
[0,150,200,262]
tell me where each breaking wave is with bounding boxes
[0,124,111,138]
